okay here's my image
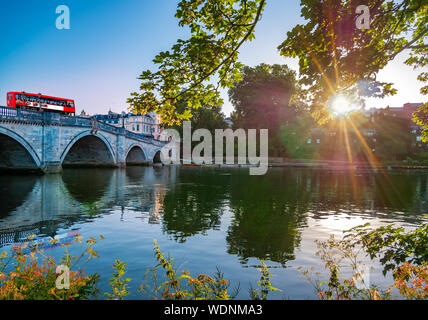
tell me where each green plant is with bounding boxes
[301,222,428,300]
[249,260,280,300]
[299,235,387,300]
[140,240,239,300]
[105,259,131,300]
[345,221,428,274]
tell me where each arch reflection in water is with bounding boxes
[0,174,80,247]
[62,169,114,205]
[0,169,116,247]
[0,174,38,219]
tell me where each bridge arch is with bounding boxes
[153,150,162,164]
[61,131,116,167]
[125,144,148,165]
[0,126,41,169]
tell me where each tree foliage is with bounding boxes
[167,102,228,133]
[229,64,298,128]
[128,0,266,125]
[280,115,318,159]
[345,221,428,275]
[413,103,428,142]
[229,63,299,156]
[129,0,426,126]
[278,0,427,121]
[371,109,418,160]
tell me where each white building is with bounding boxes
[95,110,169,141]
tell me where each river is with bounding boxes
[0,166,426,299]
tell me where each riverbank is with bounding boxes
[2,158,428,174]
[194,158,428,170]
[267,159,428,170]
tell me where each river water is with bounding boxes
[0,167,426,299]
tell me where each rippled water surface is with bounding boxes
[0,167,426,299]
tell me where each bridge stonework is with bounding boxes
[0,107,165,173]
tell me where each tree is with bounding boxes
[167,103,228,132]
[413,103,428,142]
[278,0,427,121]
[129,0,426,124]
[280,115,319,159]
[165,103,229,159]
[372,109,416,161]
[228,63,299,156]
[128,0,266,125]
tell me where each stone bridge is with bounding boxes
[0,106,167,173]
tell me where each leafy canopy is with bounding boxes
[278,0,427,121]
[128,0,266,125]
[129,0,427,125]
[229,63,298,130]
[228,63,300,156]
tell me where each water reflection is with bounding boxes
[62,169,113,204]
[0,174,37,219]
[225,168,427,265]
[0,167,426,268]
[161,168,230,242]
[226,170,311,265]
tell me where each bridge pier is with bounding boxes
[41,162,63,174]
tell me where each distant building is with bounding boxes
[364,102,423,121]
[94,110,168,141]
[79,110,90,118]
[308,102,426,149]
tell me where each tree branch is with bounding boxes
[161,0,266,104]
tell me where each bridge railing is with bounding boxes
[0,105,44,122]
[0,106,167,146]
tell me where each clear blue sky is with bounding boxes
[0,0,425,116]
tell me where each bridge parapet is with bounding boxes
[0,106,166,146]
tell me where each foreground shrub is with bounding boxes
[393,262,427,300]
[249,260,281,300]
[140,240,240,300]
[301,220,428,300]
[345,222,428,274]
[299,234,390,300]
[0,234,102,300]
[140,240,279,300]
[105,259,131,300]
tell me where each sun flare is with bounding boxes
[330,95,352,116]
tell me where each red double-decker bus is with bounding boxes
[6,92,76,116]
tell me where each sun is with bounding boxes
[328,94,358,117]
[331,95,351,115]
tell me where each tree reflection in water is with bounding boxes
[161,168,230,243]
[226,169,310,265]
[224,168,427,265]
